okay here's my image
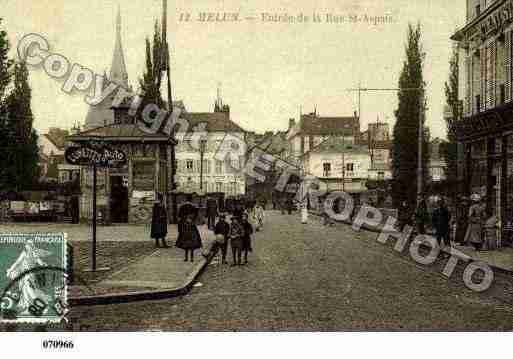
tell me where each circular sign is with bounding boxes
[65,146,127,168]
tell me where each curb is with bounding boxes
[309,211,513,277]
[69,241,218,306]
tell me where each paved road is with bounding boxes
[71,211,513,331]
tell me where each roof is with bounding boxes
[67,123,173,142]
[43,133,66,150]
[299,113,358,136]
[179,112,245,133]
[310,137,369,154]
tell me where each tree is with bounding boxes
[1,61,40,190]
[443,45,459,185]
[137,21,166,126]
[392,23,430,208]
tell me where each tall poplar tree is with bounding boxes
[3,61,40,190]
[392,23,430,208]
[442,46,459,184]
[137,21,165,127]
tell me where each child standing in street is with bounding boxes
[241,213,254,265]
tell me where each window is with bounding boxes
[378,172,384,181]
[500,84,506,104]
[215,160,223,174]
[323,162,331,177]
[216,182,223,192]
[186,160,194,173]
[476,4,481,17]
[476,95,481,113]
[346,163,354,172]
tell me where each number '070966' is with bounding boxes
[42,340,74,349]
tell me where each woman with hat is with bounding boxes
[464,194,485,250]
[229,215,244,266]
[175,214,203,262]
[151,193,169,248]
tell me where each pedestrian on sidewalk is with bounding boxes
[432,198,451,247]
[398,200,412,231]
[414,195,428,235]
[229,215,244,266]
[213,214,230,264]
[454,196,470,244]
[464,194,485,251]
[284,197,293,215]
[254,203,265,231]
[176,214,203,262]
[206,196,218,230]
[151,194,168,248]
[241,213,254,264]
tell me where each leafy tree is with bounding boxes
[137,21,166,126]
[1,62,40,190]
[442,46,459,185]
[392,23,430,208]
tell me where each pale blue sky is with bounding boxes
[2,0,465,139]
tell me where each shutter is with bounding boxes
[506,31,512,103]
[490,41,496,108]
[483,46,488,110]
[466,55,472,115]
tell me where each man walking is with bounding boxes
[206,196,218,230]
[213,214,230,264]
[432,198,451,247]
[414,195,428,235]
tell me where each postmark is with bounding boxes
[0,233,68,323]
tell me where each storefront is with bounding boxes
[67,123,175,224]
[453,103,513,247]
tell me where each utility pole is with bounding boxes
[162,0,178,223]
[199,138,207,192]
[417,95,424,199]
[345,86,424,198]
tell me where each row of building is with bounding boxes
[36,8,448,224]
[450,0,513,244]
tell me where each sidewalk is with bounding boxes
[0,223,167,242]
[450,244,513,273]
[69,225,216,305]
[308,210,513,275]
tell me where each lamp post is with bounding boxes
[199,137,207,193]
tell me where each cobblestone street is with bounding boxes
[71,211,513,331]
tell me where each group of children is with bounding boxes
[172,201,265,265]
[214,212,253,265]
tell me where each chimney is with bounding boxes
[288,118,295,129]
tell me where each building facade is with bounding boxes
[451,0,513,244]
[174,109,247,197]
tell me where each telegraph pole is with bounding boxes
[162,0,178,223]
[345,86,424,198]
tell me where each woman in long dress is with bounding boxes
[6,240,51,315]
[175,214,202,262]
[229,216,244,266]
[465,198,484,250]
[254,203,265,231]
[150,194,168,248]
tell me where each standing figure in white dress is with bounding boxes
[6,240,51,314]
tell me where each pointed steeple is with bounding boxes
[109,5,129,88]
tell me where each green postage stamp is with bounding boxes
[0,232,68,323]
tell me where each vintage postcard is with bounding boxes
[0,0,512,356]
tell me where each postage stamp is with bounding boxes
[0,233,68,323]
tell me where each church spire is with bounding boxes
[109,5,129,88]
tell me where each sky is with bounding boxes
[1,0,465,139]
